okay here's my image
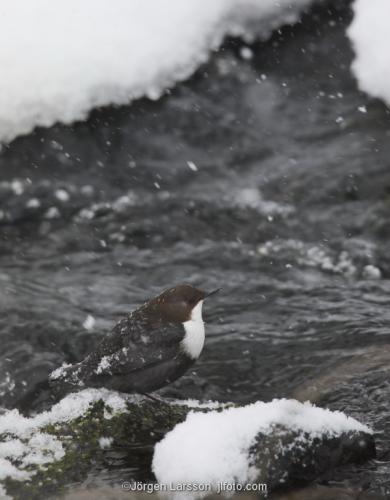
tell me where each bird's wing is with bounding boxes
[81,315,184,378]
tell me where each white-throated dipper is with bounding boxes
[49,284,219,397]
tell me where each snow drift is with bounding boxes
[0,0,314,144]
[349,0,390,106]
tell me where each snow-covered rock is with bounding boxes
[153,398,374,498]
[0,394,374,499]
[349,0,390,106]
[0,0,315,144]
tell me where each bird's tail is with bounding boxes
[16,363,83,414]
[15,379,59,413]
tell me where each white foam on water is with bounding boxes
[0,0,314,144]
[257,239,358,276]
[348,0,390,106]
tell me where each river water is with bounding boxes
[0,2,389,497]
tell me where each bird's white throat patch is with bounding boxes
[181,300,205,359]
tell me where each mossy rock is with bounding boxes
[3,397,196,500]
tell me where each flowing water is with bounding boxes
[0,3,389,497]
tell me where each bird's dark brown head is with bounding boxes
[146,284,219,324]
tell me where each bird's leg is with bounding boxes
[141,392,166,403]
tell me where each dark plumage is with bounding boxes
[49,284,217,397]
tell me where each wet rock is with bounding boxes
[253,426,375,490]
[270,484,385,500]
[292,345,390,403]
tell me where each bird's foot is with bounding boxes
[141,392,166,403]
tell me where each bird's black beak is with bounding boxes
[204,288,221,298]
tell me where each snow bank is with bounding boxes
[0,389,127,479]
[348,0,390,106]
[153,398,371,494]
[0,0,314,144]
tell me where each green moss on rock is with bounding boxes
[2,398,194,500]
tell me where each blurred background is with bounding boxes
[0,0,389,496]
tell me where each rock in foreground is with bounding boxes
[153,399,375,496]
[0,391,375,499]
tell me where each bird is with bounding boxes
[48,284,219,398]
